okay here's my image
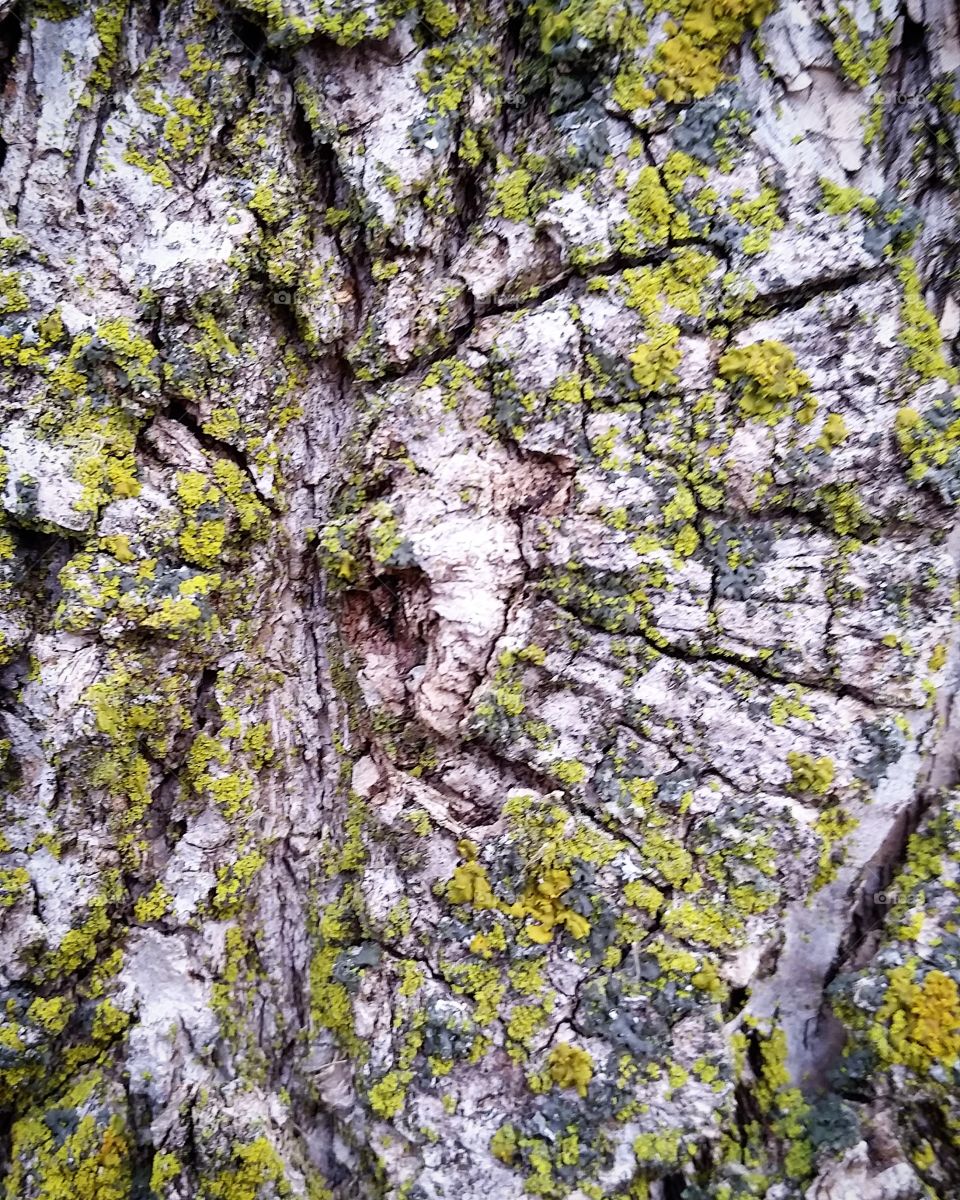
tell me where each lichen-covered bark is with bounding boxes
[0,0,958,1197]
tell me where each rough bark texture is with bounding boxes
[0,0,959,1197]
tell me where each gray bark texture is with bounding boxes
[0,0,959,1196]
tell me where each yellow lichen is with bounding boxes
[546,1043,593,1097]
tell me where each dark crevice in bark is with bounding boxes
[226,11,269,70]
[462,235,730,322]
[5,521,75,592]
[179,1087,201,1190]
[277,849,309,1027]
[0,1104,11,1191]
[726,985,750,1022]
[126,1078,159,1200]
[882,10,938,189]
[499,0,531,142]
[289,87,366,343]
[193,666,220,730]
[542,589,882,711]
[145,0,165,39]
[159,396,281,512]
[448,142,487,256]
[730,263,891,326]
[357,231,739,393]
[661,1174,686,1199]
[735,1069,761,1149]
[846,796,930,961]
[0,8,21,180]
[4,12,33,221]
[913,1099,960,1183]
[797,645,960,1090]
[79,89,118,198]
[892,11,929,103]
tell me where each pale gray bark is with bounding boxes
[0,1,958,1198]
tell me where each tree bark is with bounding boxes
[0,0,959,1197]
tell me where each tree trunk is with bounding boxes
[0,0,959,1196]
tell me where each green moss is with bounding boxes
[491,1123,519,1164]
[26,996,74,1035]
[0,271,28,317]
[828,5,890,89]
[533,0,646,56]
[367,502,406,565]
[458,127,484,167]
[243,0,409,47]
[662,899,744,948]
[161,95,214,159]
[32,0,84,16]
[927,641,947,674]
[506,1000,554,1059]
[623,880,665,916]
[417,41,500,117]
[212,851,265,916]
[894,403,960,492]
[176,472,226,566]
[248,176,289,227]
[446,840,590,946]
[47,899,112,978]
[639,828,699,890]
[318,518,360,583]
[612,64,655,111]
[79,661,197,850]
[122,148,173,189]
[442,958,506,1025]
[91,999,130,1043]
[628,325,682,394]
[815,412,848,450]
[770,690,814,727]
[35,316,167,514]
[211,925,261,1050]
[552,758,588,786]
[632,1128,682,1168]
[817,482,868,535]
[309,895,366,1059]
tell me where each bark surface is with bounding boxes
[0,0,959,1197]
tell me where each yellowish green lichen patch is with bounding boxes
[546,1042,593,1097]
[786,751,835,797]
[871,964,960,1072]
[649,0,775,103]
[718,341,816,426]
[5,1075,132,1200]
[199,1136,291,1200]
